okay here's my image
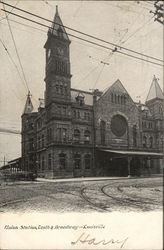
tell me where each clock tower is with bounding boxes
[44,6,71,109]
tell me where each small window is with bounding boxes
[77,111,80,119]
[84,154,91,169]
[159,106,162,114]
[56,85,59,94]
[60,85,63,95]
[42,156,45,171]
[121,95,123,104]
[57,128,62,141]
[143,136,147,148]
[74,153,81,169]
[84,130,90,144]
[59,153,66,169]
[29,138,34,151]
[48,153,52,170]
[74,129,80,143]
[115,94,117,103]
[149,137,153,148]
[63,128,67,142]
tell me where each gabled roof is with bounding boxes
[98,79,134,103]
[48,6,70,41]
[23,91,34,114]
[108,79,129,94]
[146,75,163,102]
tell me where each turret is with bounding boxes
[23,91,34,114]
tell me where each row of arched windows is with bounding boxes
[46,128,91,144]
[54,60,68,75]
[142,121,153,129]
[74,153,91,169]
[73,129,91,144]
[37,153,92,170]
[56,84,68,95]
[111,93,127,104]
[73,110,91,121]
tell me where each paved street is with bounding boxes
[0,177,162,213]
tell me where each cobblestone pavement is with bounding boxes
[0,177,162,213]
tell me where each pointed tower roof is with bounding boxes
[146,75,163,102]
[23,91,34,114]
[48,6,70,41]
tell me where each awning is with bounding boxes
[99,149,163,157]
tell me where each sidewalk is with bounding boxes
[37,176,130,183]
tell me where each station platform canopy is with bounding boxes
[98,149,163,157]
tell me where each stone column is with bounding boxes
[127,156,132,177]
[147,157,151,176]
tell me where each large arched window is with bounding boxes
[74,129,80,143]
[74,153,81,169]
[84,130,90,144]
[100,120,106,145]
[59,153,67,169]
[84,154,91,169]
[111,115,127,137]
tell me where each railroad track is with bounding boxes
[117,185,161,206]
[101,184,159,211]
[80,187,110,212]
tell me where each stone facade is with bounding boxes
[21,8,163,178]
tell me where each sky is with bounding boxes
[0,0,163,166]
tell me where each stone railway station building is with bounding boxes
[21,8,163,178]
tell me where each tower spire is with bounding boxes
[56,5,58,15]
[146,75,163,102]
[23,91,34,114]
[47,6,70,41]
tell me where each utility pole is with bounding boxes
[3,155,5,166]
[150,0,164,25]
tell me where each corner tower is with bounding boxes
[146,75,163,120]
[44,6,71,109]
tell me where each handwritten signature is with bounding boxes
[71,232,128,248]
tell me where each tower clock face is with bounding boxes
[57,47,64,56]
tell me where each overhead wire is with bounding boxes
[1,1,163,63]
[121,16,154,45]
[0,0,19,21]
[92,64,105,89]
[1,9,163,68]
[2,2,29,92]
[0,37,27,101]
